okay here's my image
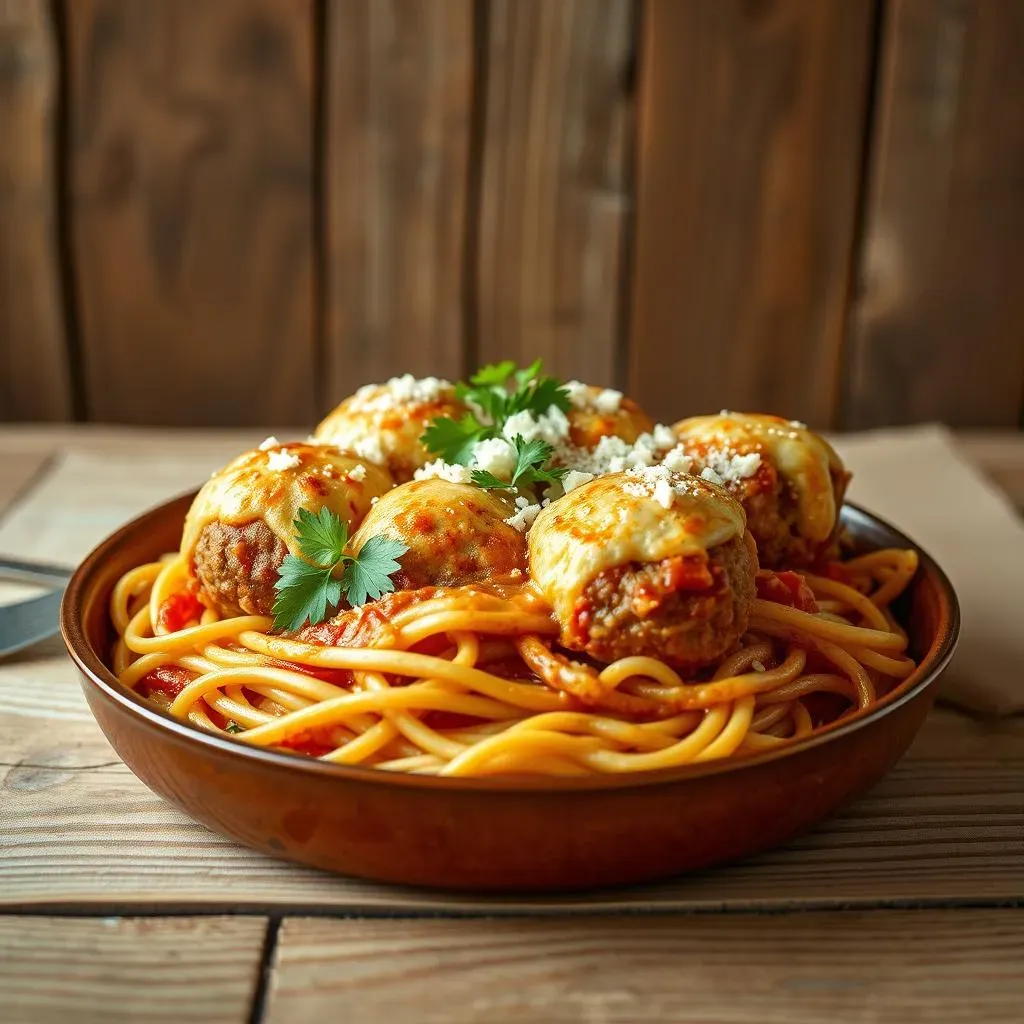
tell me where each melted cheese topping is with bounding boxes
[528,472,746,624]
[673,413,844,542]
[350,478,525,588]
[181,442,393,563]
[313,380,466,482]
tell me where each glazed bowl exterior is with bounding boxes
[61,494,959,891]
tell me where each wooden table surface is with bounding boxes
[1,427,1023,1024]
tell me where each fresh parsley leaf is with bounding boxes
[422,360,571,469]
[471,361,517,387]
[224,721,243,734]
[469,469,509,490]
[512,358,543,389]
[471,436,568,491]
[273,556,341,631]
[272,510,408,630]
[341,536,409,607]
[520,375,572,417]
[511,437,556,479]
[420,414,488,465]
[294,505,348,566]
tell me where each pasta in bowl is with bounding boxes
[62,364,958,889]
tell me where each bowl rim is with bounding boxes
[60,494,960,794]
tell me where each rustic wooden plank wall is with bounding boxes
[0,0,72,421]
[0,0,1022,429]
[629,0,875,427]
[323,0,472,397]
[66,0,317,427]
[843,0,1024,428]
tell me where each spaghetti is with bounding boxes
[110,546,920,777]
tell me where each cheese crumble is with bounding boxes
[504,501,543,533]
[414,460,474,485]
[620,465,694,509]
[258,436,280,451]
[266,449,302,472]
[471,437,516,478]
[352,374,450,411]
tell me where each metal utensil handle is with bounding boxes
[0,557,74,585]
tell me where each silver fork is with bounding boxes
[0,558,74,658]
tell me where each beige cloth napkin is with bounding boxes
[832,425,1024,716]
[1,428,1021,715]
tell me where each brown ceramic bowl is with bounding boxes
[61,494,959,892]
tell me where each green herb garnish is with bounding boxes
[420,360,571,467]
[471,437,568,492]
[224,721,243,734]
[272,507,408,631]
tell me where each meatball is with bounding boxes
[314,375,467,483]
[182,442,394,617]
[563,382,655,449]
[528,469,757,669]
[673,413,850,569]
[192,520,285,618]
[349,478,526,590]
[574,534,756,667]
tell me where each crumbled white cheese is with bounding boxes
[370,496,380,505]
[698,446,762,485]
[593,388,623,414]
[661,445,694,474]
[562,470,594,493]
[652,424,677,449]
[352,374,450,411]
[572,429,671,474]
[502,406,571,447]
[620,465,694,509]
[348,464,367,481]
[258,436,280,451]
[350,435,388,465]
[751,660,766,673]
[471,437,516,479]
[505,502,542,533]
[700,466,725,487]
[266,448,302,472]
[652,477,675,509]
[563,380,593,409]
[514,495,531,510]
[414,459,474,485]
[563,380,623,415]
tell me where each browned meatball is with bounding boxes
[563,382,655,450]
[314,376,467,483]
[193,520,286,617]
[528,470,756,669]
[673,413,850,569]
[181,442,393,618]
[572,534,756,668]
[350,478,527,590]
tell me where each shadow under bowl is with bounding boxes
[61,495,959,892]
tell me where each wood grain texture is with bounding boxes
[2,639,1022,913]
[267,910,1024,1024]
[845,0,1024,429]
[1,428,1023,914]
[629,0,874,427]
[323,0,472,401]
[476,0,634,386]
[0,915,266,1023]
[0,0,72,422]
[66,0,316,427]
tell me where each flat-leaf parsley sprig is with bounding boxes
[272,507,408,631]
[471,436,567,492]
[420,360,571,467]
